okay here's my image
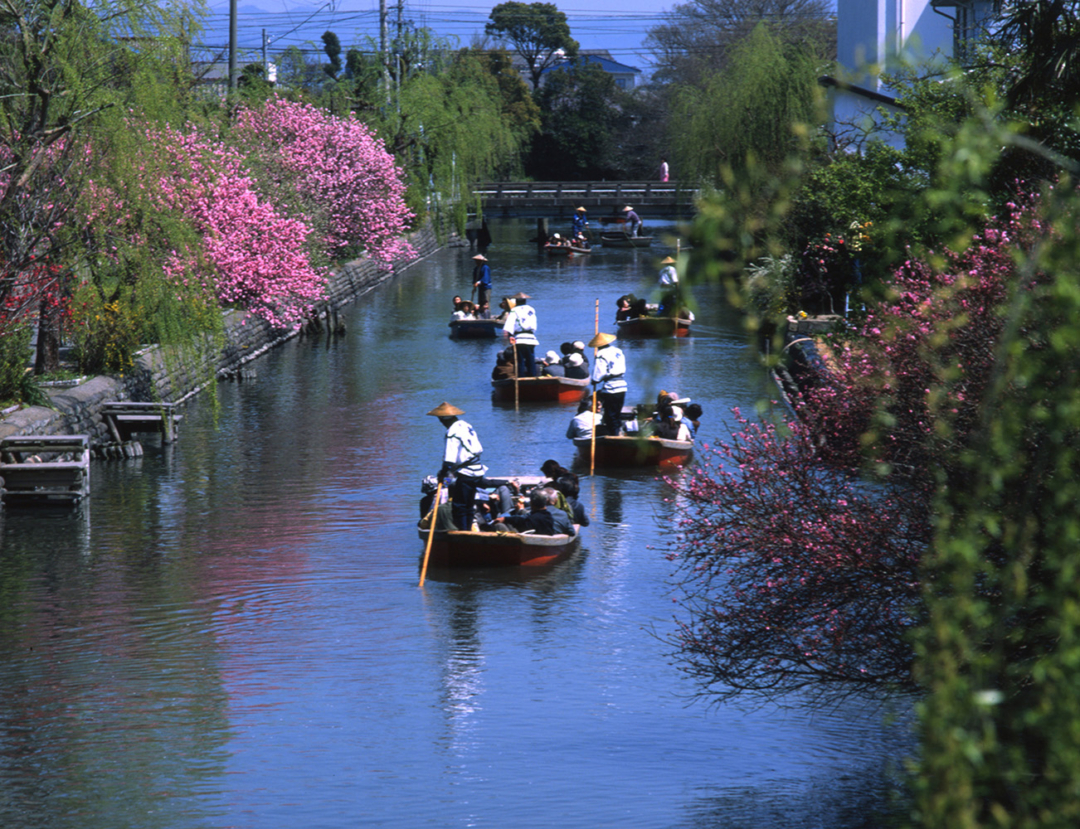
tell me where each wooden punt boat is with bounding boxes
[600,231,653,248]
[573,434,693,468]
[449,318,502,339]
[417,524,581,567]
[491,375,589,403]
[616,315,692,338]
[545,243,591,256]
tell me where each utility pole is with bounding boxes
[229,0,238,91]
[380,0,390,106]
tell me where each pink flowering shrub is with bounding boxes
[666,412,926,702]
[232,98,414,262]
[796,200,1039,478]
[147,124,328,329]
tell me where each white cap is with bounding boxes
[545,350,561,363]
[567,353,584,366]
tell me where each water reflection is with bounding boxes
[0,219,914,829]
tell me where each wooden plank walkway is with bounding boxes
[0,435,90,504]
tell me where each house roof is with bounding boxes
[542,52,642,77]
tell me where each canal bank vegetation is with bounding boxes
[1,0,543,409]
[665,2,1080,824]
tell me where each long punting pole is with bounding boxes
[419,480,443,588]
[591,298,599,476]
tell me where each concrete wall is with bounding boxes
[832,0,955,147]
[0,221,457,447]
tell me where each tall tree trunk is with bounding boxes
[34,299,61,375]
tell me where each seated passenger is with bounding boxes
[451,300,476,320]
[475,301,492,319]
[566,397,604,440]
[564,352,589,379]
[495,488,576,536]
[555,473,590,527]
[540,350,566,377]
[492,347,517,381]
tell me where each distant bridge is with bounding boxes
[472,181,699,220]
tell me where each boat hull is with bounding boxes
[573,435,693,468]
[600,233,653,248]
[417,526,580,567]
[491,375,589,403]
[545,244,591,256]
[449,318,501,339]
[616,316,691,338]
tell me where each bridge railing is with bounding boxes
[472,181,693,199]
[472,181,698,218]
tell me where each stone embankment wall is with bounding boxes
[0,221,458,447]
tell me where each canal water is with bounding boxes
[0,220,912,828]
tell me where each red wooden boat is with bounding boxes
[416,525,581,567]
[491,375,589,403]
[616,315,692,338]
[573,434,693,468]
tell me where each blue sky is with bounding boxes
[200,1,673,72]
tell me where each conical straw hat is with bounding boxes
[589,332,617,347]
[427,402,464,417]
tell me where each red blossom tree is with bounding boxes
[668,196,1050,703]
[665,413,926,702]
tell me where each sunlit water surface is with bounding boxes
[0,220,913,828]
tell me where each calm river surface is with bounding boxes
[0,220,912,828]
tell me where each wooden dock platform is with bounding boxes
[101,401,182,443]
[0,435,90,504]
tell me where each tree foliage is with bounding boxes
[666,413,925,703]
[525,59,630,180]
[671,22,826,186]
[0,0,202,367]
[646,0,835,89]
[485,1,578,90]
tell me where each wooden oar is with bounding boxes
[419,480,443,588]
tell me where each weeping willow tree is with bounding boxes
[340,33,539,231]
[671,22,825,187]
[0,0,206,385]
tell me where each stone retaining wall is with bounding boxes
[0,220,458,447]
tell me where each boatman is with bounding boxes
[622,205,642,237]
[572,206,588,237]
[428,402,488,532]
[472,254,492,309]
[503,292,539,378]
[589,331,627,435]
[658,256,678,287]
[658,255,679,316]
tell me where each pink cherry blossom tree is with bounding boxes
[231,98,415,263]
[147,123,328,329]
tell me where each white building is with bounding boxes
[828,0,999,148]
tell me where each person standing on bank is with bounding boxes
[428,402,488,532]
[472,254,492,309]
[503,292,539,378]
[622,205,642,237]
[659,157,669,182]
[589,332,627,435]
